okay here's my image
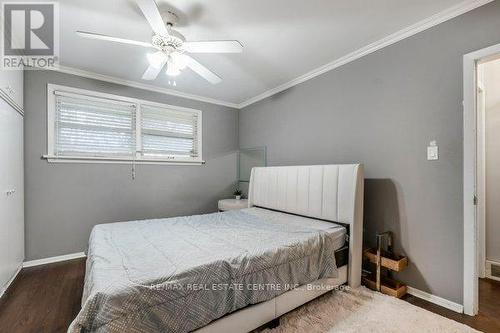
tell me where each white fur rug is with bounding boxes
[260,287,480,333]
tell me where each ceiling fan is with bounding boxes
[76,0,243,84]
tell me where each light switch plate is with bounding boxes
[427,145,438,160]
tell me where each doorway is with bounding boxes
[477,59,500,284]
[463,43,500,316]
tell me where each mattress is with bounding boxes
[68,207,346,333]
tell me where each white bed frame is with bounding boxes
[195,164,364,333]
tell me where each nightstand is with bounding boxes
[218,199,249,211]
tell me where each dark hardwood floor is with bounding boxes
[0,259,85,333]
[0,259,499,332]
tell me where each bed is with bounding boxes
[69,164,364,333]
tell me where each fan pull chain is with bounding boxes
[132,151,138,180]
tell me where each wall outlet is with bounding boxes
[427,141,438,160]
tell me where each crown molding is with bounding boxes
[237,0,494,109]
[47,65,240,109]
[0,89,23,116]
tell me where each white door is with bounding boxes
[0,97,24,294]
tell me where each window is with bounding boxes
[54,93,137,158]
[46,84,202,164]
[141,104,200,159]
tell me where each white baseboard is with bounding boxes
[485,275,500,282]
[407,286,464,313]
[0,263,23,299]
[23,252,86,268]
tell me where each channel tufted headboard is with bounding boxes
[247,164,364,287]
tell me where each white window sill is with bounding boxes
[42,155,205,165]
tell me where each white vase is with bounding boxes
[235,195,241,200]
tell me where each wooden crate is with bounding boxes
[362,274,407,298]
[363,248,408,272]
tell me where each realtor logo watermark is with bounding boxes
[1,2,59,70]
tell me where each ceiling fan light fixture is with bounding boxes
[147,52,166,69]
[77,1,243,84]
[152,32,185,52]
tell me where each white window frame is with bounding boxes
[44,84,203,165]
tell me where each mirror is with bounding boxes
[238,147,267,182]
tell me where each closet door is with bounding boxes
[0,97,24,294]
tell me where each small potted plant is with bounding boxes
[234,189,242,200]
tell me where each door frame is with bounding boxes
[463,42,500,316]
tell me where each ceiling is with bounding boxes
[58,0,474,106]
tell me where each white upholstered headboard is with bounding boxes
[247,164,364,287]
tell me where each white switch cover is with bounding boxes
[427,141,438,160]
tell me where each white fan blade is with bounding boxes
[76,31,153,48]
[142,52,167,80]
[136,0,169,36]
[142,65,164,80]
[183,40,243,53]
[183,54,222,84]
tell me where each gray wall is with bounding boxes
[24,70,238,260]
[239,1,500,304]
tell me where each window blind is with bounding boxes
[141,105,199,158]
[48,85,202,163]
[54,93,136,157]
